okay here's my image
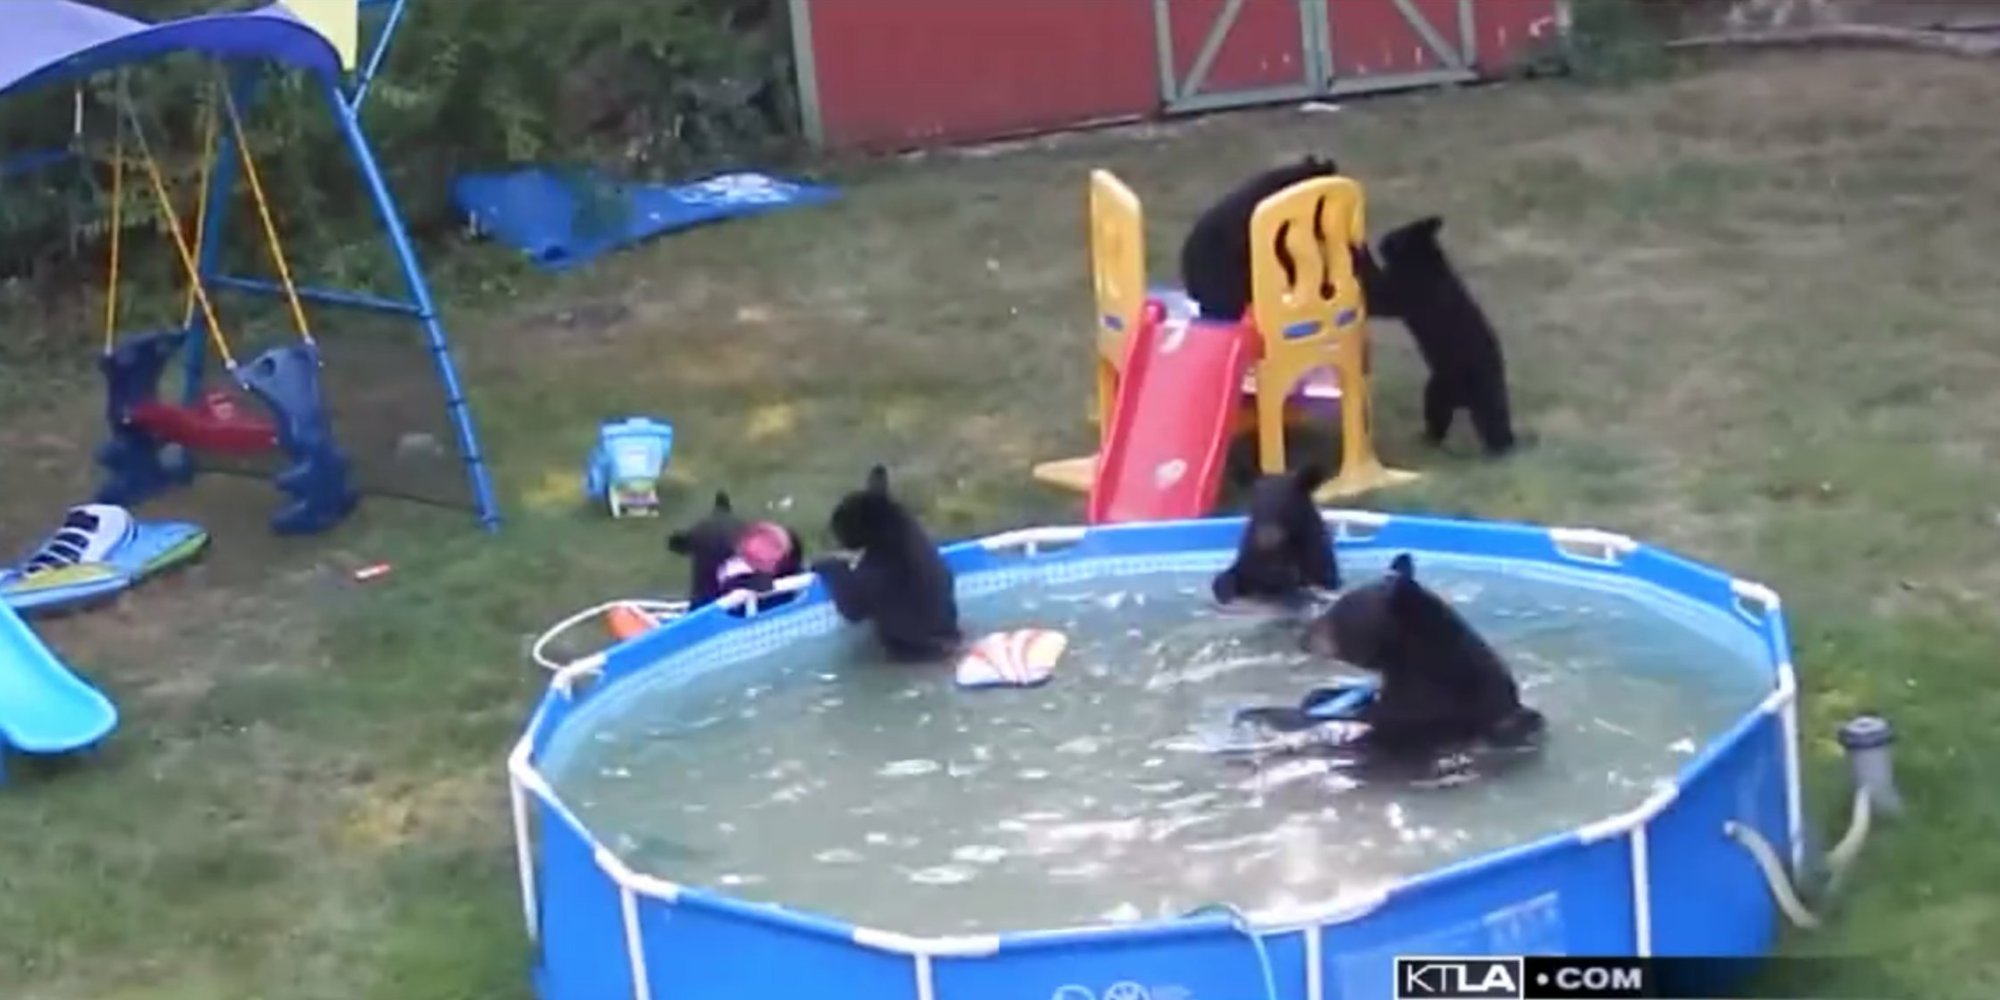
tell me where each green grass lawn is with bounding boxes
[5,50,2000,1000]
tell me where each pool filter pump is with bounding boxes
[1726,711,1904,930]
[1837,713,1902,818]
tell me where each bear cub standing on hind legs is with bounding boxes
[812,465,962,662]
[1374,216,1518,456]
[1278,553,1545,767]
[1211,465,1341,607]
[1179,155,1396,324]
[667,490,805,609]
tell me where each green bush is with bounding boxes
[0,0,797,298]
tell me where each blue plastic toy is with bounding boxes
[1303,679,1378,720]
[584,417,675,517]
[1229,678,1379,736]
[0,601,118,785]
[95,330,196,506]
[452,168,841,272]
[240,344,358,535]
[98,337,359,536]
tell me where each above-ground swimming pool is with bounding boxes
[511,512,1802,1000]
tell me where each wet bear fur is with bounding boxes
[1299,553,1544,762]
[1212,464,1341,606]
[667,490,805,609]
[812,465,962,662]
[1179,155,1397,324]
[1373,216,1517,456]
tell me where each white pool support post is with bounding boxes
[849,928,1005,1000]
[1237,893,1390,1000]
[589,847,685,1000]
[1729,579,1807,874]
[1572,783,1678,956]
[1303,926,1322,1000]
[508,728,546,944]
[510,770,537,942]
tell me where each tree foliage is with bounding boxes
[0,0,797,292]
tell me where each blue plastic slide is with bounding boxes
[0,602,118,781]
[451,168,839,272]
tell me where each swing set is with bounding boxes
[94,73,362,534]
[2,0,499,533]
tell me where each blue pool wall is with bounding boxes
[510,512,1803,1000]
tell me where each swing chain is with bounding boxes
[98,67,319,372]
[113,70,238,372]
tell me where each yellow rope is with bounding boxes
[221,85,313,346]
[102,95,125,356]
[179,93,221,330]
[119,90,237,371]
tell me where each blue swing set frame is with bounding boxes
[1,0,501,532]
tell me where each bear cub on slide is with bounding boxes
[1295,553,1544,762]
[1179,155,1395,324]
[1211,465,1340,606]
[1374,216,1517,456]
[667,490,805,609]
[812,465,962,662]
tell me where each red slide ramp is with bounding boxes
[1087,304,1255,524]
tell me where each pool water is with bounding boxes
[543,553,1771,935]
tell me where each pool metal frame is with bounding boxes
[511,511,1802,1000]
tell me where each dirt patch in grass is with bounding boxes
[6,51,2000,1000]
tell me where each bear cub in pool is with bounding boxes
[1290,553,1544,761]
[1179,155,1395,324]
[1212,465,1340,606]
[812,465,962,662]
[1373,216,1517,456]
[667,490,805,609]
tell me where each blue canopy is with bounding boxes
[0,1,341,100]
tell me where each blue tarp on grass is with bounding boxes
[450,168,840,272]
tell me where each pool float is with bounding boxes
[955,629,1067,689]
[604,602,656,641]
[1,503,209,615]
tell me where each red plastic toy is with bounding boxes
[1086,299,1260,525]
[126,388,279,455]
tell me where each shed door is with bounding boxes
[1155,0,1324,113]
[1320,0,1480,93]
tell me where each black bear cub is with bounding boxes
[1212,465,1340,606]
[1179,156,1396,325]
[812,465,962,662]
[1299,553,1543,761]
[667,490,805,609]
[1374,216,1517,456]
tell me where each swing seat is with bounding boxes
[126,388,278,454]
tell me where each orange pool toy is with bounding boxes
[604,602,660,641]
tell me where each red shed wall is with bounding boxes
[800,0,1158,152]
[797,0,1560,152]
[1159,0,1315,96]
[1326,0,1473,78]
